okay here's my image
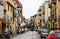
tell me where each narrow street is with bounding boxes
[11,31,40,39]
[0,0,60,39]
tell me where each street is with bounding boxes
[0,0,59,39]
[11,31,41,39]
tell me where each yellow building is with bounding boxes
[38,5,46,28]
[43,1,52,28]
[4,0,17,34]
[37,1,51,28]
[34,14,38,29]
[44,1,51,22]
[38,6,44,27]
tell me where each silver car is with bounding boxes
[40,29,48,38]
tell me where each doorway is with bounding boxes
[2,23,6,33]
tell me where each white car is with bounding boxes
[21,29,25,33]
[25,28,28,31]
[19,29,22,34]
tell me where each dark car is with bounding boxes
[40,29,48,38]
[37,28,42,33]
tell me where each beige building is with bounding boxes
[38,6,43,28]
[48,0,60,28]
[0,0,5,36]
[43,1,52,28]
[44,1,51,22]
[37,1,51,28]
[34,14,39,29]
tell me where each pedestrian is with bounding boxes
[4,28,10,39]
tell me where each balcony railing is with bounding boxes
[14,9,19,18]
[48,16,57,21]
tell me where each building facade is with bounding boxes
[48,0,60,28]
[0,0,5,36]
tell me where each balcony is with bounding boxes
[14,9,19,18]
[48,16,57,21]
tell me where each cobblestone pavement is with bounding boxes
[11,31,41,39]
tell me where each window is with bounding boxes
[40,20,41,23]
[20,10,22,13]
[8,4,9,11]
[54,32,60,38]
[7,16,12,24]
[39,14,41,16]
[11,7,12,12]
[13,9,14,22]
[11,17,12,22]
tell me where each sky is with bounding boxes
[19,0,46,19]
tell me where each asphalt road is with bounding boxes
[11,31,41,39]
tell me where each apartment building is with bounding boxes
[0,0,5,36]
[4,0,17,34]
[48,0,60,28]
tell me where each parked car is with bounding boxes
[25,28,28,32]
[46,30,60,39]
[18,29,22,34]
[37,28,42,33]
[21,29,25,33]
[40,29,48,38]
[18,29,25,34]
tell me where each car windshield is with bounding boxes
[41,29,48,33]
[43,30,48,33]
[54,32,60,38]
